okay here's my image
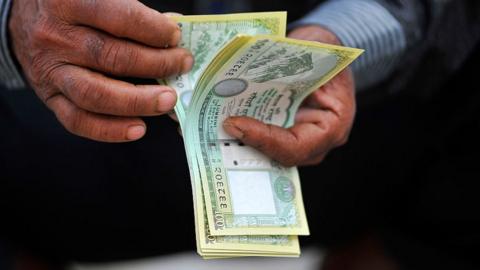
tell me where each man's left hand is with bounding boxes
[223,25,356,167]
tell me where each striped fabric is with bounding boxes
[294,0,407,90]
[0,0,24,89]
[0,0,406,91]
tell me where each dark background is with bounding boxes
[1,1,479,269]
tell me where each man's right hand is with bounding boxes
[9,0,193,142]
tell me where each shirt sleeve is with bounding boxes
[0,0,26,90]
[292,0,410,91]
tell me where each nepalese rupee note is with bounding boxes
[186,35,363,236]
[157,12,362,257]
[186,99,300,258]
[192,157,301,258]
[160,12,287,128]
[161,12,306,258]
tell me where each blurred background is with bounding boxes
[1,0,479,269]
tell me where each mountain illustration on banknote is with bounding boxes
[244,48,314,83]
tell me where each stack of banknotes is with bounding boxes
[159,12,362,259]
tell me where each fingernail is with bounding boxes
[223,121,244,139]
[182,55,194,74]
[157,90,177,112]
[127,125,146,141]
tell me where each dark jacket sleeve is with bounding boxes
[375,0,480,98]
[0,0,25,90]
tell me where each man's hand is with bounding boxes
[9,0,194,142]
[223,25,356,167]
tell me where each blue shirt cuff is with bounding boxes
[1,0,26,90]
[293,0,407,90]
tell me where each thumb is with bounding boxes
[223,116,320,167]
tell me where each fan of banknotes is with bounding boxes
[158,12,362,259]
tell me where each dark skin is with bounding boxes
[168,25,356,167]
[9,0,355,167]
[223,25,356,167]
[9,0,193,142]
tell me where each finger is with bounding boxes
[302,88,344,114]
[295,107,336,124]
[65,0,181,48]
[288,27,315,41]
[299,76,355,122]
[64,26,192,78]
[46,94,147,142]
[223,117,333,167]
[52,65,177,116]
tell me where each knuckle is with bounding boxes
[83,31,139,77]
[37,86,59,104]
[30,19,48,42]
[73,79,93,102]
[91,122,115,141]
[64,75,104,110]
[57,24,85,47]
[30,16,58,46]
[155,55,175,76]
[84,34,106,65]
[28,53,53,82]
[26,23,73,88]
[77,82,105,110]
[28,54,65,93]
[155,61,169,77]
[101,40,139,74]
[125,94,142,115]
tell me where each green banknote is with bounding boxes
[158,12,362,258]
[164,12,305,258]
[184,134,300,258]
[193,158,301,258]
[161,12,287,129]
[186,36,363,236]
